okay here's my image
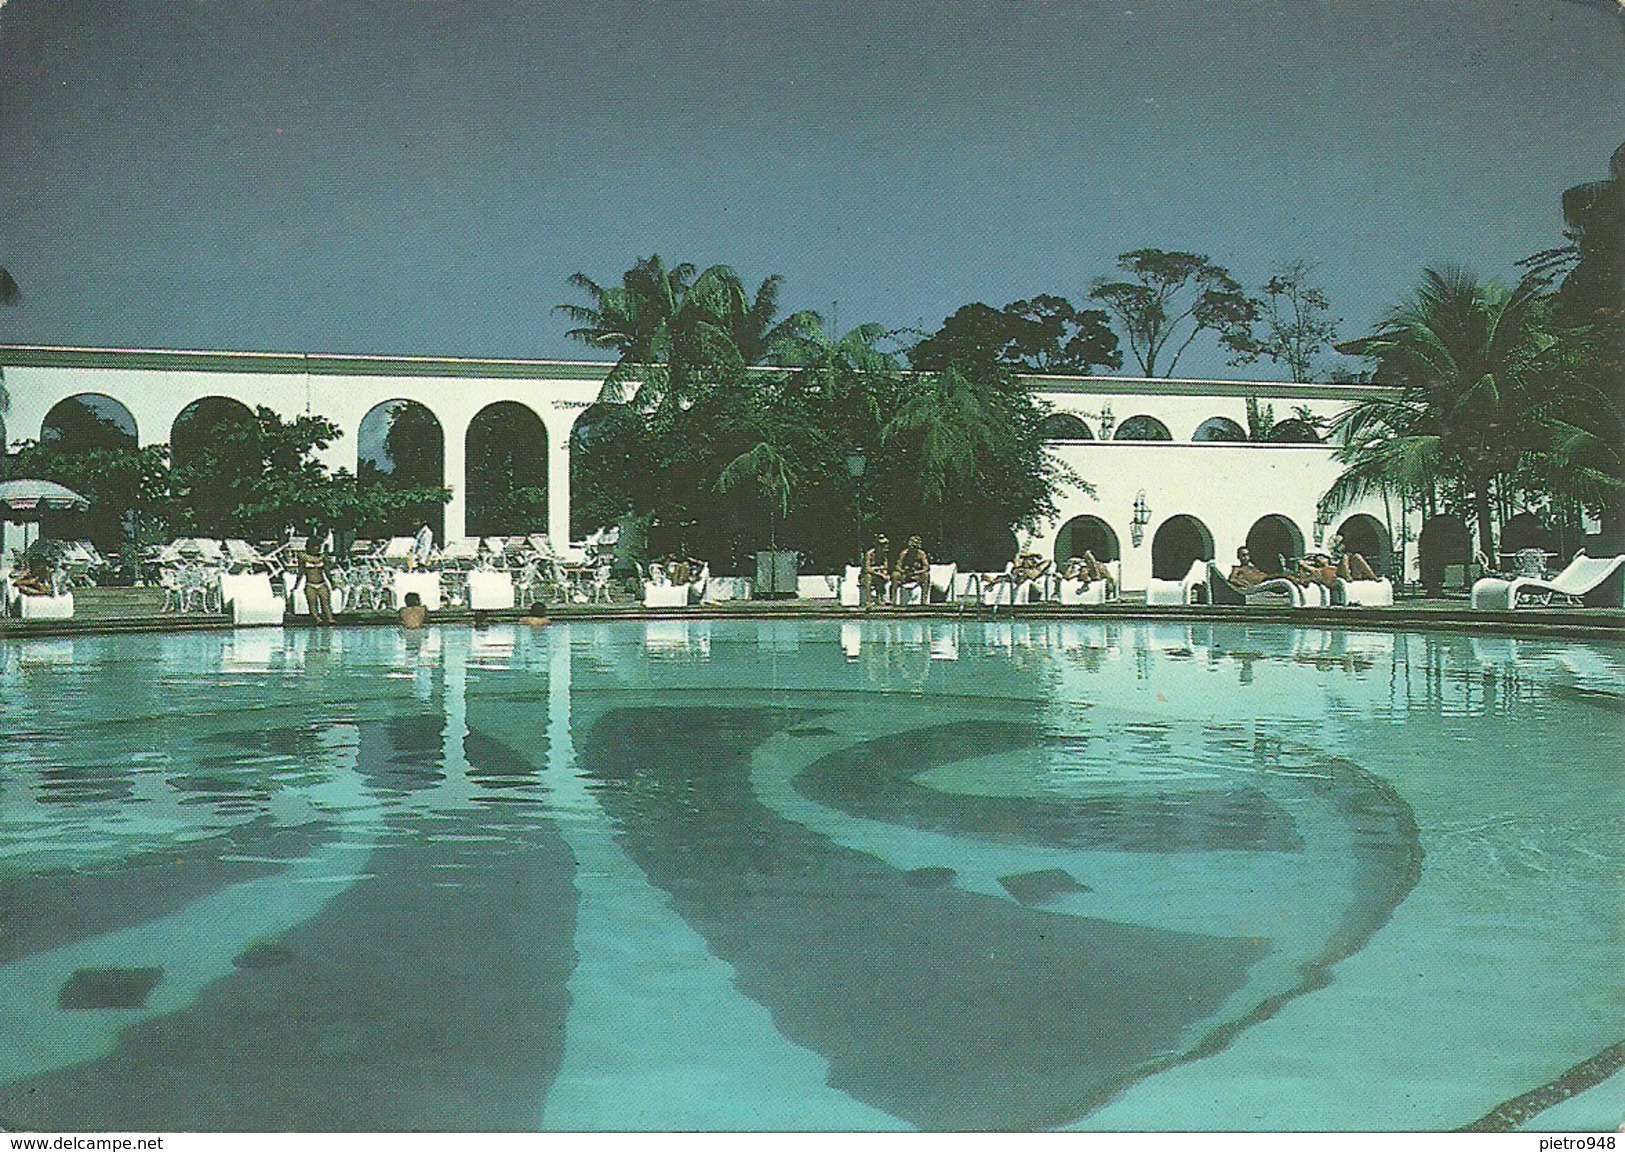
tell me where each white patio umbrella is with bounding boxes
[0,479,91,555]
[0,478,91,513]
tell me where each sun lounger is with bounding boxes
[798,574,841,600]
[466,569,516,611]
[1335,577,1394,607]
[392,571,442,611]
[219,572,285,626]
[1471,551,1625,610]
[1145,559,1208,606]
[1206,563,1307,607]
[381,537,418,565]
[839,565,863,607]
[928,563,958,604]
[643,581,689,608]
[438,537,481,566]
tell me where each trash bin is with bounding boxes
[754,550,799,598]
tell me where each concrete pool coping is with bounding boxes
[3,595,1622,643]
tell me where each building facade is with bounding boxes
[0,345,1402,590]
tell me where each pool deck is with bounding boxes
[3,586,1622,642]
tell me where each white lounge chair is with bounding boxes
[381,537,418,566]
[1145,559,1207,606]
[466,569,516,611]
[439,537,481,567]
[392,571,443,611]
[839,565,863,608]
[643,581,688,608]
[980,564,1015,607]
[1471,551,1625,610]
[928,563,958,604]
[1206,562,1307,607]
[798,574,841,600]
[219,572,285,626]
[1336,577,1394,607]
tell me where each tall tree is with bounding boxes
[1089,249,1259,377]
[909,295,1121,376]
[1235,261,1342,382]
[1329,267,1559,557]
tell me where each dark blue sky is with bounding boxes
[0,0,1620,377]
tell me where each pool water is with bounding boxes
[0,619,1619,1132]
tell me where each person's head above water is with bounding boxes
[403,591,422,607]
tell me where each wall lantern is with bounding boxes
[1130,489,1152,547]
[1313,501,1335,547]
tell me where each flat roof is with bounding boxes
[0,343,1394,399]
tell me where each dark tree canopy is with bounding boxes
[909,295,1121,376]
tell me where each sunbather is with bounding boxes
[1228,547,1270,590]
[1330,534,1379,582]
[13,559,54,597]
[892,535,930,597]
[1060,551,1115,594]
[1294,552,1340,589]
[862,535,891,606]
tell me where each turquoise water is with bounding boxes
[0,619,1619,1132]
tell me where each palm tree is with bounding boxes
[729,274,822,366]
[1329,266,1558,557]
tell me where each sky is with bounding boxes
[0,0,1620,379]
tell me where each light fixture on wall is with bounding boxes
[1313,500,1334,547]
[1130,489,1152,547]
[1098,403,1116,440]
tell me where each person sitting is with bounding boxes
[398,590,427,630]
[666,553,693,586]
[519,599,550,626]
[1228,546,1270,590]
[1330,533,1379,582]
[861,534,891,607]
[1294,552,1340,589]
[892,535,930,601]
[13,559,54,597]
[1061,550,1116,595]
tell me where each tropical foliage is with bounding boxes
[561,259,1067,570]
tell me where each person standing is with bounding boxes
[294,547,338,623]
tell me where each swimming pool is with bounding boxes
[1,618,1619,1132]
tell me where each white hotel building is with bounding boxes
[1,345,1440,592]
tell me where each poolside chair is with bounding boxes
[1470,551,1625,611]
[1334,576,1394,607]
[686,562,710,605]
[642,579,688,608]
[466,569,516,611]
[797,573,841,601]
[839,565,863,608]
[928,563,959,605]
[224,539,272,572]
[893,570,928,606]
[1205,562,1307,607]
[219,572,285,626]
[381,537,418,566]
[392,571,443,612]
[1145,560,1207,606]
[980,563,1015,607]
[438,537,481,568]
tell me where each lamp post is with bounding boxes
[846,449,867,563]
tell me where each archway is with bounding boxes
[170,397,259,537]
[1333,513,1391,577]
[1245,514,1305,574]
[42,394,138,451]
[570,402,641,542]
[38,395,140,550]
[1039,413,1093,441]
[466,402,548,538]
[1499,511,1552,557]
[1193,416,1246,442]
[1417,514,1471,590]
[1113,415,1172,441]
[1267,418,1321,444]
[1150,514,1214,580]
[358,400,445,541]
[1053,515,1120,567]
